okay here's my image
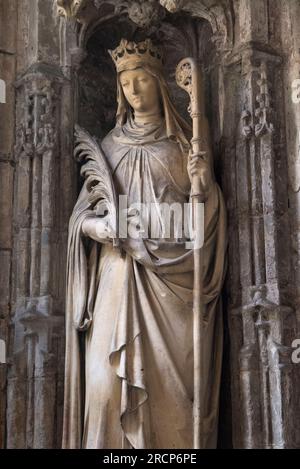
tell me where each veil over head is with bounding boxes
[109,39,191,149]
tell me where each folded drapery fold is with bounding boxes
[62,117,227,449]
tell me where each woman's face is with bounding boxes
[120,68,161,114]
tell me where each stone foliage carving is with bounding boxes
[160,0,184,13]
[255,62,274,137]
[55,0,233,52]
[95,0,165,28]
[56,0,88,17]
[15,77,57,158]
[241,56,276,139]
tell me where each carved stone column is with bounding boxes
[5,0,78,448]
[220,0,300,448]
[234,51,296,448]
[7,66,64,449]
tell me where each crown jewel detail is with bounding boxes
[109,39,163,73]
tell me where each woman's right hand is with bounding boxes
[82,215,115,244]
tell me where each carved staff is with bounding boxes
[176,58,208,449]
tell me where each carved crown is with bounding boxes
[109,39,163,73]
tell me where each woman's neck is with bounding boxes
[134,110,163,125]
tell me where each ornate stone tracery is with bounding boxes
[56,0,233,53]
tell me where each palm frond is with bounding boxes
[74,125,119,245]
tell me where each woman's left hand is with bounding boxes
[187,150,214,198]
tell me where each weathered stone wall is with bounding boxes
[0,0,299,449]
[281,0,300,446]
[0,0,17,449]
[281,1,300,323]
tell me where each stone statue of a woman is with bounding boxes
[62,38,227,449]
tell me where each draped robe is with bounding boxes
[62,117,227,449]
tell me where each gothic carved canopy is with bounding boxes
[55,0,233,51]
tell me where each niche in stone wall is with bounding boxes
[76,10,232,448]
[77,12,216,142]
